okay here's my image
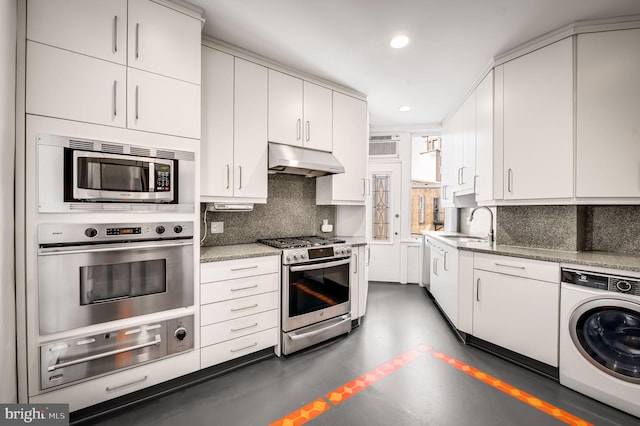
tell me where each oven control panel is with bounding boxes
[38,221,193,245]
[283,244,352,265]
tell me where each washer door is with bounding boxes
[569,299,640,383]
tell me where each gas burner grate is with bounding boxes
[258,236,346,249]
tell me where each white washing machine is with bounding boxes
[560,266,640,418]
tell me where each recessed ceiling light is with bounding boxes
[398,106,411,112]
[390,35,410,49]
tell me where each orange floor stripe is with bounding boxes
[268,398,331,426]
[325,345,431,405]
[432,352,593,426]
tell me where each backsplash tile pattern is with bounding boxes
[497,205,640,254]
[200,174,336,246]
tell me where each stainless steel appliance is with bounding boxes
[37,133,195,212]
[37,221,194,334]
[259,236,352,355]
[40,315,194,391]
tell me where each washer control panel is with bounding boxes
[562,269,640,296]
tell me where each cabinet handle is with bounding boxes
[135,23,140,59]
[495,262,526,270]
[476,278,480,302]
[433,258,438,276]
[306,120,310,142]
[135,85,139,120]
[112,80,117,118]
[112,16,118,53]
[353,253,358,274]
[230,284,258,292]
[106,376,147,392]
[230,265,258,272]
[230,304,258,312]
[296,119,301,140]
[238,166,242,190]
[507,168,513,193]
[226,164,230,189]
[442,185,447,200]
[443,251,448,271]
[473,175,478,195]
[230,323,258,333]
[230,342,258,353]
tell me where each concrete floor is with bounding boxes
[88,282,639,425]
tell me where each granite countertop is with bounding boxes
[423,231,640,273]
[338,236,367,246]
[200,243,281,263]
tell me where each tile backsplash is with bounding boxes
[200,174,336,246]
[496,205,640,254]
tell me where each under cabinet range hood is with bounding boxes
[268,142,345,177]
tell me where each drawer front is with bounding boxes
[201,309,278,347]
[201,256,280,283]
[200,328,278,369]
[201,273,279,304]
[201,291,279,326]
[474,253,559,283]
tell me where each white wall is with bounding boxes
[1,0,17,403]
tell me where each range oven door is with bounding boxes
[38,239,193,334]
[283,257,351,332]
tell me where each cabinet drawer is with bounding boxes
[473,253,559,283]
[201,292,279,326]
[201,328,278,369]
[201,256,280,283]
[201,273,279,304]
[201,309,278,347]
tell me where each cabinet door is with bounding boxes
[473,269,559,366]
[201,47,234,197]
[475,69,502,202]
[268,70,303,147]
[128,0,201,84]
[26,42,126,128]
[316,93,367,204]
[503,38,573,200]
[27,0,127,65]
[460,92,476,191]
[440,114,459,206]
[576,29,640,198]
[303,81,333,152]
[234,58,269,200]
[127,68,200,139]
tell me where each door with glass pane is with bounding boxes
[368,162,401,282]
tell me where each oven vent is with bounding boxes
[130,146,151,157]
[369,134,400,157]
[69,139,94,151]
[101,143,124,154]
[70,203,103,211]
[156,149,176,160]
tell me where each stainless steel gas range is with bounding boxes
[259,236,352,355]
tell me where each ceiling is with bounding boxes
[190,0,640,131]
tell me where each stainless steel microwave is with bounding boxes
[37,133,195,212]
[67,149,176,203]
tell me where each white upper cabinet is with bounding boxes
[316,92,367,205]
[475,69,502,203]
[268,70,333,151]
[201,46,268,202]
[502,37,574,201]
[459,92,476,192]
[27,0,127,65]
[439,119,456,207]
[127,0,201,84]
[576,29,640,199]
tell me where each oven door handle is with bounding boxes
[288,315,351,341]
[47,334,162,372]
[38,240,193,256]
[289,258,351,273]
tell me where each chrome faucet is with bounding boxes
[469,206,494,241]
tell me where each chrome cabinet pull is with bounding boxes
[230,342,258,353]
[135,23,140,59]
[112,16,118,53]
[230,323,258,333]
[230,284,258,292]
[353,253,358,274]
[473,175,478,195]
[135,85,139,120]
[230,265,258,272]
[230,304,258,312]
[238,166,242,190]
[476,278,480,302]
[48,335,161,372]
[507,168,513,193]
[106,376,148,392]
[362,178,366,197]
[296,119,301,140]
[112,80,117,118]
[495,262,525,270]
[226,164,230,189]
[443,251,448,271]
[306,120,310,142]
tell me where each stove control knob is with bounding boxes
[294,253,300,260]
[84,227,98,238]
[345,247,352,254]
[616,280,632,292]
[286,255,293,262]
[174,327,188,341]
[156,225,165,234]
[300,252,307,259]
[173,225,183,234]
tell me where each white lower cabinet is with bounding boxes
[350,244,368,319]
[472,253,559,367]
[429,241,459,327]
[199,256,280,369]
